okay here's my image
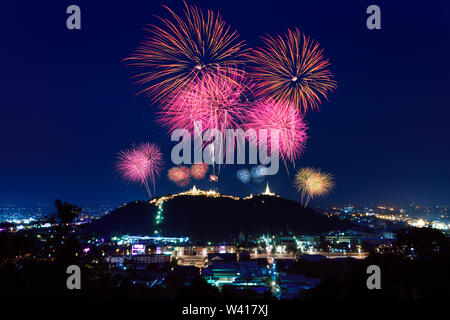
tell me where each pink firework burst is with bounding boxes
[168,166,191,187]
[137,142,164,186]
[244,98,308,165]
[116,148,149,185]
[116,143,163,199]
[159,67,250,135]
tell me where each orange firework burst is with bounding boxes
[249,28,337,112]
[168,166,191,186]
[191,163,209,180]
[125,2,247,102]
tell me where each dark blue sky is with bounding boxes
[1,1,449,206]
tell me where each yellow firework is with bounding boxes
[294,167,334,206]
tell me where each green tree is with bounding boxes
[55,199,82,225]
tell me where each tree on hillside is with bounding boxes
[55,199,82,225]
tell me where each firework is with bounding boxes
[294,167,334,207]
[160,67,249,135]
[250,165,268,184]
[125,2,247,101]
[161,68,249,177]
[244,98,308,166]
[236,169,251,183]
[116,143,163,199]
[168,166,191,186]
[138,142,164,187]
[191,163,209,180]
[249,28,337,111]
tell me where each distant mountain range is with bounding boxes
[84,189,349,241]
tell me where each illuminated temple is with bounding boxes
[149,184,278,206]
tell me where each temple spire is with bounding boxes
[263,183,275,196]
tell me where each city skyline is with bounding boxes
[1,184,450,209]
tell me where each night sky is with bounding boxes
[1,0,449,207]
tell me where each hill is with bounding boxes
[84,189,349,241]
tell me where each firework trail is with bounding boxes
[191,163,209,180]
[125,2,247,102]
[168,166,191,186]
[244,98,308,169]
[294,167,334,207]
[204,143,218,180]
[249,28,337,111]
[116,143,163,199]
[138,142,164,191]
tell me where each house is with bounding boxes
[279,274,322,299]
[126,254,170,270]
[164,266,200,287]
[105,255,125,268]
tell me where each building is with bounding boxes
[164,266,200,287]
[207,252,237,264]
[126,254,171,269]
[202,260,271,291]
[279,274,322,299]
[105,255,125,268]
[203,262,239,285]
